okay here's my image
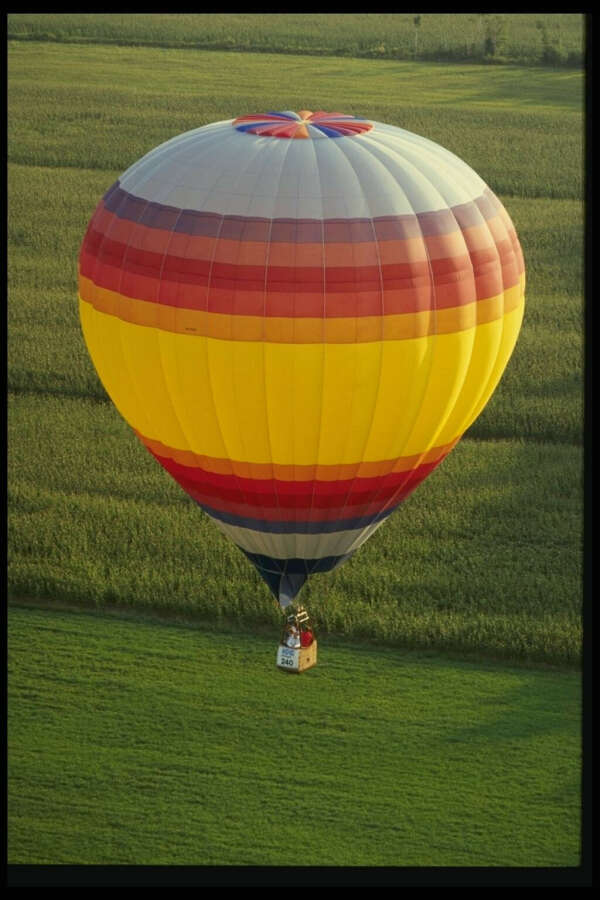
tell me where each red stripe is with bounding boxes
[82,226,518,288]
[88,194,521,261]
[80,248,519,318]
[82,242,510,291]
[175,462,437,523]
[80,251,514,315]
[82,185,523,318]
[250,122,303,137]
[150,450,444,521]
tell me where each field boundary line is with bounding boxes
[7,33,585,70]
[7,596,581,672]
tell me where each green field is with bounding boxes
[7,28,585,871]
[8,605,582,867]
[8,41,583,665]
[7,13,585,67]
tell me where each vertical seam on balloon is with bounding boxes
[291,137,313,588]
[110,134,213,448]
[346,133,427,547]
[310,133,388,565]
[199,141,277,563]
[306,132,400,565]
[97,136,189,432]
[339,131,446,550]
[315,133,420,560]
[445,191,503,439]
[270,133,300,596]
[460,190,521,434]
[105,187,160,445]
[131,151,213,460]
[79,184,120,410]
[474,190,523,433]
[152,159,206,462]
[81,183,126,409]
[369,134,477,522]
[115,193,175,446]
[118,124,246,463]
[203,213,255,550]
[245,137,285,568]
[196,134,261,537]
[411,193,479,467]
[154,212,225,472]
[302,137,351,571]
[122,125,230,200]
[373,125,486,204]
[362,185,511,538]
[304,134,329,580]
[360,209,465,544]
[258,138,285,568]
[231,133,290,555]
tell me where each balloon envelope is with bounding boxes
[78,110,525,607]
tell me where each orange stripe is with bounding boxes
[79,273,524,343]
[133,431,460,481]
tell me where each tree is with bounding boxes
[413,15,421,58]
[484,14,506,59]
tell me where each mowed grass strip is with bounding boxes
[8,392,582,665]
[7,605,582,867]
[8,42,583,198]
[7,13,585,67]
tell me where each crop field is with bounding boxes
[8,40,584,664]
[7,13,585,67]
[7,21,585,873]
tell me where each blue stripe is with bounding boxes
[234,122,265,132]
[241,549,353,602]
[240,550,350,575]
[259,568,307,603]
[197,500,398,534]
[311,125,344,138]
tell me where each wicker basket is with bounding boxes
[276,606,317,673]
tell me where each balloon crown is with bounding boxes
[233,110,373,139]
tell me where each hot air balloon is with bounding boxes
[78,109,525,636]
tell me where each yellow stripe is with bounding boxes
[80,289,524,466]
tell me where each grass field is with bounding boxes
[7,13,585,67]
[7,24,586,873]
[8,604,582,867]
[7,41,584,665]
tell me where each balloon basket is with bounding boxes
[276,606,317,674]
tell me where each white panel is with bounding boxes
[210,518,374,560]
[369,131,485,207]
[116,116,489,219]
